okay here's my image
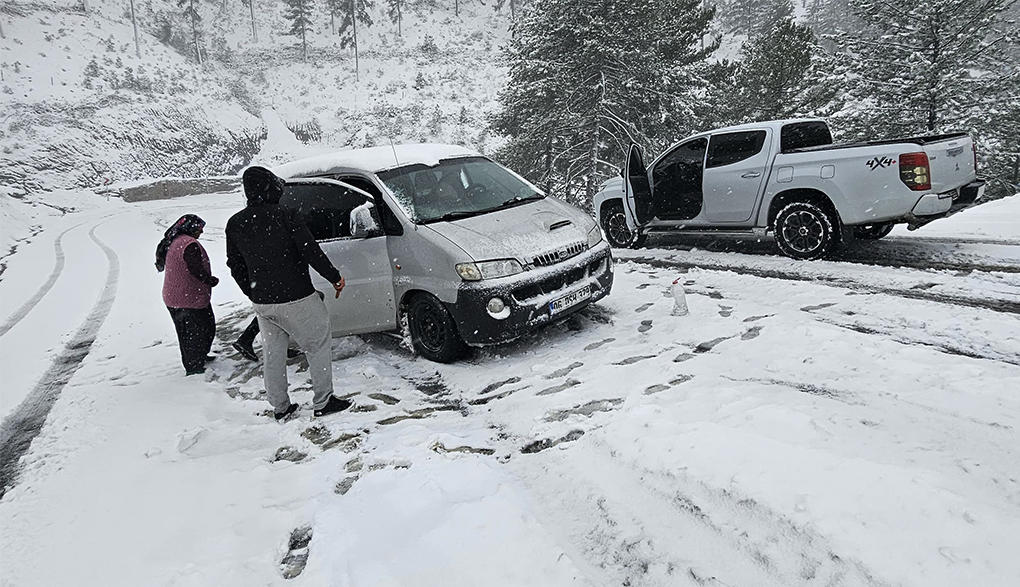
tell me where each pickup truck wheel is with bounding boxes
[407,293,467,363]
[853,222,895,240]
[774,202,837,260]
[602,203,635,248]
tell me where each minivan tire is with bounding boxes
[773,201,838,260]
[406,293,467,363]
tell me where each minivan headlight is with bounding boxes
[456,259,523,281]
[587,225,603,248]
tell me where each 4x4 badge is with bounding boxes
[866,156,895,170]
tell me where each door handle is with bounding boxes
[741,171,762,178]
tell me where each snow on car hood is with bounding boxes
[427,197,597,264]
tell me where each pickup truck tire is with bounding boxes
[407,293,467,363]
[602,202,646,248]
[774,201,838,260]
[853,222,895,240]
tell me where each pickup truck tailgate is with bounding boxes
[923,135,977,194]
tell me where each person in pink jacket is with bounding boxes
[155,214,219,375]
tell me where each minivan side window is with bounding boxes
[331,174,403,236]
[280,183,381,241]
[705,130,767,168]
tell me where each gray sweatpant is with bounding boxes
[253,292,334,414]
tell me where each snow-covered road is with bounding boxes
[1,192,1018,586]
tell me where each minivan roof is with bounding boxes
[274,144,480,178]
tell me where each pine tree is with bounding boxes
[717,0,793,39]
[283,0,315,60]
[702,18,842,127]
[338,0,375,78]
[493,0,717,205]
[176,0,203,64]
[241,0,259,42]
[834,0,1019,195]
[386,0,403,36]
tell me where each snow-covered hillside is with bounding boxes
[0,0,512,194]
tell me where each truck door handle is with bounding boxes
[741,171,762,178]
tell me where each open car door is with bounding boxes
[624,144,654,225]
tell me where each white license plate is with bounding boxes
[549,286,591,315]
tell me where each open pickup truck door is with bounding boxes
[624,144,654,226]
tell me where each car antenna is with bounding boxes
[388,138,400,166]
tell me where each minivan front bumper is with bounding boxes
[448,244,614,346]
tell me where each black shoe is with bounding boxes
[313,396,352,418]
[233,342,259,362]
[287,348,302,359]
[274,403,299,421]
[186,368,206,376]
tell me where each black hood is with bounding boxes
[243,166,285,206]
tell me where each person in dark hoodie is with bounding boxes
[155,214,219,376]
[226,166,350,421]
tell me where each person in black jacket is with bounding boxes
[226,166,350,420]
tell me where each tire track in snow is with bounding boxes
[627,256,1020,315]
[0,223,81,338]
[0,223,119,499]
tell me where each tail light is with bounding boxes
[972,142,978,174]
[899,152,931,191]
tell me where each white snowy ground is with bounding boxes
[1,192,1019,586]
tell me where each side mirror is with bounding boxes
[350,202,382,238]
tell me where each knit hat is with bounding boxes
[242,166,285,205]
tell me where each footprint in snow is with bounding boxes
[613,355,656,365]
[695,336,732,353]
[545,362,584,379]
[638,320,653,333]
[673,352,696,363]
[368,392,400,405]
[480,377,522,395]
[719,305,733,317]
[800,302,837,312]
[536,378,581,396]
[635,302,654,313]
[741,326,763,340]
[520,429,585,454]
[585,338,615,351]
[637,283,654,290]
[280,526,312,579]
[743,315,771,322]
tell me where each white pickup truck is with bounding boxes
[593,118,986,259]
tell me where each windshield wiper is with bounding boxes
[425,210,479,223]
[498,194,544,209]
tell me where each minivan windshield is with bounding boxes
[378,156,544,223]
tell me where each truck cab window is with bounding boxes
[706,131,767,168]
[780,122,832,152]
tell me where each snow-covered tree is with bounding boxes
[837,0,1015,135]
[702,18,842,126]
[716,0,793,39]
[283,0,315,60]
[176,0,203,64]
[834,0,1019,195]
[492,0,717,205]
[386,0,403,36]
[338,0,375,78]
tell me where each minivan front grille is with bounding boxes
[513,254,605,302]
[531,241,586,268]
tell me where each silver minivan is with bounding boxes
[273,144,614,362]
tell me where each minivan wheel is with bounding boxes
[602,203,635,248]
[773,201,838,260]
[853,222,895,240]
[406,293,467,363]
